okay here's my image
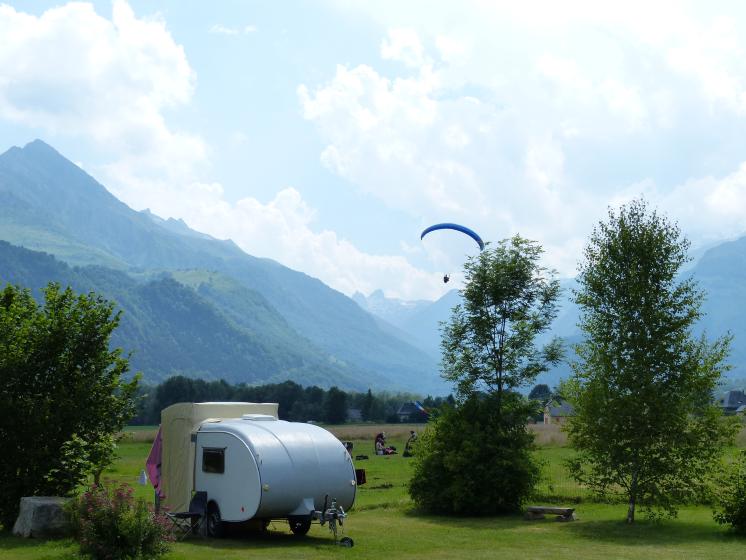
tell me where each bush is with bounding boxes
[713,451,746,534]
[68,484,173,560]
[409,393,540,515]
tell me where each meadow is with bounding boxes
[1,424,745,560]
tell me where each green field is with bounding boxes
[1,428,745,559]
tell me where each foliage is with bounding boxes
[529,383,552,402]
[131,376,452,425]
[409,393,540,514]
[713,451,746,533]
[324,386,348,424]
[67,483,172,560]
[566,199,737,523]
[441,235,563,401]
[0,282,138,527]
[411,236,560,514]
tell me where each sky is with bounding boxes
[2,1,746,301]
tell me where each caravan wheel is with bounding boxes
[288,516,311,536]
[205,503,225,538]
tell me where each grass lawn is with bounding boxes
[1,428,744,559]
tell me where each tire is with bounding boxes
[288,516,312,536]
[205,503,224,538]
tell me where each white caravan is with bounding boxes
[159,402,357,537]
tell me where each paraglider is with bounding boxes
[420,223,485,283]
[420,223,485,251]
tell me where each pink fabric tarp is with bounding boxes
[145,426,164,498]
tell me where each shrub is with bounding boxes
[409,393,540,515]
[68,484,173,560]
[713,451,746,534]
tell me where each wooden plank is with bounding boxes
[526,506,575,515]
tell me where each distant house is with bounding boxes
[543,399,574,425]
[718,390,746,414]
[347,408,363,422]
[396,401,428,423]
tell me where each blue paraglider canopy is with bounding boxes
[420,223,485,251]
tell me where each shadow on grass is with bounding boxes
[177,527,343,551]
[564,518,743,546]
[401,507,527,531]
[400,505,746,547]
[0,532,78,560]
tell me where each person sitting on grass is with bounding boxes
[375,432,397,455]
[403,430,417,457]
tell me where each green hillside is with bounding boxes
[0,140,444,393]
[0,241,387,389]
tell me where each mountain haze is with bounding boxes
[0,140,445,394]
[358,250,746,388]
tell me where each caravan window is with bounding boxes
[202,448,225,474]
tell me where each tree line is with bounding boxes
[131,376,452,425]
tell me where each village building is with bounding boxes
[396,401,429,423]
[543,399,575,425]
[718,390,746,415]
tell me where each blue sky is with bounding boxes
[2,1,746,299]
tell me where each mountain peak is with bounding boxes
[24,138,57,152]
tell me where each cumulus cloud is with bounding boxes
[300,8,746,276]
[0,0,205,176]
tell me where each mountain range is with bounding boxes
[354,246,746,388]
[2,139,744,394]
[0,140,445,394]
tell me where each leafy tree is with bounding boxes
[409,392,539,514]
[566,199,736,523]
[0,283,138,527]
[528,383,552,402]
[441,236,563,402]
[323,386,348,424]
[361,388,374,421]
[713,451,746,534]
[410,236,562,514]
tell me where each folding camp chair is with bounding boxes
[165,491,207,539]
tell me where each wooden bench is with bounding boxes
[524,506,576,522]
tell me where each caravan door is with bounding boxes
[194,431,261,522]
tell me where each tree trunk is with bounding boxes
[626,472,638,524]
[626,495,636,523]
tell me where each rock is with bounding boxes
[12,496,70,538]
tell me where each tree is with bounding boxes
[0,283,138,527]
[361,388,374,421]
[566,199,736,523]
[323,386,348,424]
[441,236,563,403]
[409,392,539,514]
[528,383,552,403]
[410,236,562,514]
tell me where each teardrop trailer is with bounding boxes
[151,402,360,545]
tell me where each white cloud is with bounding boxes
[302,3,746,277]
[118,176,444,299]
[208,23,257,35]
[380,28,426,68]
[209,24,239,35]
[0,0,205,176]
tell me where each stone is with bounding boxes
[12,496,70,538]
